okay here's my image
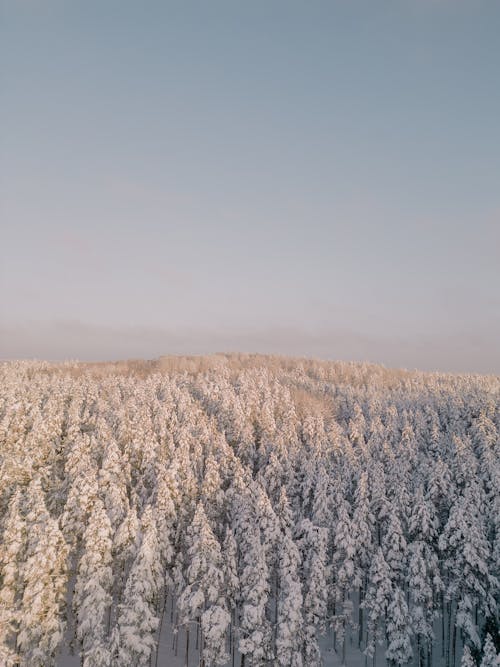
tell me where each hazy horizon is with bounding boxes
[2,1,499,374]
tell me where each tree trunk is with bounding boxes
[342,617,347,666]
[232,623,236,667]
[174,612,179,655]
[185,627,190,667]
[441,592,445,657]
[154,589,167,667]
[358,585,364,649]
[446,602,453,667]
[452,615,457,667]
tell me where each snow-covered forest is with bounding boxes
[0,355,498,667]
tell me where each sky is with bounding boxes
[1,1,499,373]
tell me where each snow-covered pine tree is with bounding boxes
[461,645,476,667]
[383,506,407,585]
[98,423,131,530]
[113,505,162,667]
[386,585,413,666]
[275,488,303,667]
[238,522,272,665]
[201,455,226,537]
[73,497,113,667]
[353,470,375,648]
[480,634,499,667]
[17,478,69,667]
[439,483,498,650]
[363,547,392,660]
[333,497,356,665]
[0,490,25,666]
[177,502,230,666]
[297,519,328,666]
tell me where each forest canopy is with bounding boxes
[0,355,498,667]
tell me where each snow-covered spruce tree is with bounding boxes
[17,477,69,667]
[73,497,113,667]
[297,451,318,518]
[479,634,499,667]
[60,433,99,545]
[353,470,375,648]
[407,486,442,666]
[332,496,356,665]
[258,451,285,505]
[406,541,437,662]
[452,435,478,490]
[297,519,328,666]
[153,459,177,571]
[177,502,230,666]
[113,502,139,599]
[369,461,390,545]
[254,484,281,567]
[201,455,226,537]
[238,521,272,665]
[348,402,367,449]
[222,524,240,664]
[0,490,25,666]
[151,458,178,649]
[311,463,331,528]
[439,483,498,651]
[461,645,476,667]
[428,457,454,527]
[382,505,407,585]
[113,505,162,666]
[275,489,303,667]
[386,585,413,666]
[363,547,392,660]
[98,422,131,530]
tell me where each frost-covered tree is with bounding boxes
[177,502,230,666]
[73,497,113,667]
[275,518,303,667]
[406,541,436,659]
[238,523,272,665]
[386,586,413,666]
[383,507,407,584]
[98,426,130,529]
[333,497,356,664]
[364,547,392,658]
[223,525,239,613]
[113,505,162,666]
[17,478,69,667]
[439,484,497,649]
[61,434,99,544]
[353,470,375,647]
[311,464,331,527]
[112,503,139,606]
[480,634,499,667]
[461,645,476,667]
[298,519,328,666]
[0,490,25,666]
[201,455,225,536]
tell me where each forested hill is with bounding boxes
[0,355,499,667]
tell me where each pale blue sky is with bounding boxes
[1,1,499,372]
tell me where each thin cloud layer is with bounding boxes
[1,320,499,375]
